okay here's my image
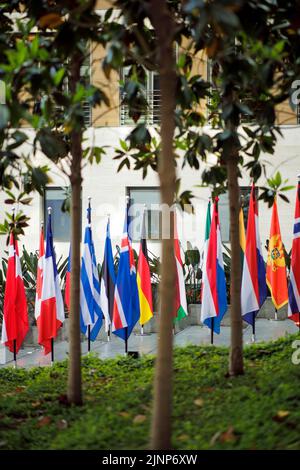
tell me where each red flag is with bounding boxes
[266,197,288,309]
[1,233,29,353]
[288,182,300,325]
[35,226,45,320]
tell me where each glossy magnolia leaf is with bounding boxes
[37,129,68,161]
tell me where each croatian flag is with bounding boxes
[80,206,103,340]
[288,181,300,325]
[64,246,71,311]
[241,184,267,325]
[1,232,29,353]
[112,205,140,340]
[99,218,116,332]
[36,212,65,355]
[201,197,228,334]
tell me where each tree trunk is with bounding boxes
[227,154,244,376]
[149,1,177,450]
[67,52,83,405]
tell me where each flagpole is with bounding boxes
[51,338,54,365]
[211,319,214,345]
[87,197,92,353]
[107,213,111,342]
[274,308,278,321]
[125,327,128,355]
[11,208,18,368]
[252,313,256,342]
[13,339,17,369]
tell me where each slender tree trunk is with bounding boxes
[67,52,83,405]
[149,1,177,450]
[227,154,244,376]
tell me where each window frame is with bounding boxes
[126,186,162,242]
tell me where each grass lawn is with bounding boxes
[0,334,300,450]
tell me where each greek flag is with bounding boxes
[80,206,103,340]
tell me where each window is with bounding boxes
[127,187,161,241]
[218,187,254,242]
[120,68,161,125]
[44,187,71,242]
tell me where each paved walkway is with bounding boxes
[1,319,299,368]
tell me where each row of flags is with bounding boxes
[200,182,300,339]
[1,203,188,357]
[2,180,300,357]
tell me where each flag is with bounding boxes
[1,232,29,353]
[241,184,267,325]
[201,200,212,300]
[174,210,188,321]
[80,206,103,340]
[137,210,153,326]
[35,225,45,321]
[112,205,140,340]
[99,218,116,332]
[266,197,288,309]
[64,246,71,311]
[35,212,65,355]
[288,181,300,325]
[239,206,246,266]
[201,197,228,333]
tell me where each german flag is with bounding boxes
[137,211,153,326]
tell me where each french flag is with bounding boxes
[241,184,267,325]
[201,197,228,334]
[112,205,140,340]
[35,211,65,355]
[1,232,29,354]
[288,181,300,326]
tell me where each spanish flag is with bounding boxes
[239,206,246,267]
[266,197,288,309]
[137,211,153,326]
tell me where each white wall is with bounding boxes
[0,125,299,265]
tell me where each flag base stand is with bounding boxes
[134,325,152,337]
[251,334,256,343]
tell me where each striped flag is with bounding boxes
[137,210,153,326]
[36,212,65,355]
[174,211,188,321]
[288,181,300,325]
[1,232,29,353]
[99,218,116,332]
[35,225,45,321]
[239,206,246,266]
[80,206,103,341]
[266,197,288,309]
[112,205,140,340]
[64,246,71,311]
[241,184,267,325]
[201,197,227,333]
[201,200,212,300]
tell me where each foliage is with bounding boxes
[0,334,299,450]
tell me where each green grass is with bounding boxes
[0,334,300,450]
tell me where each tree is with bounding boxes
[0,1,111,404]
[148,0,177,450]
